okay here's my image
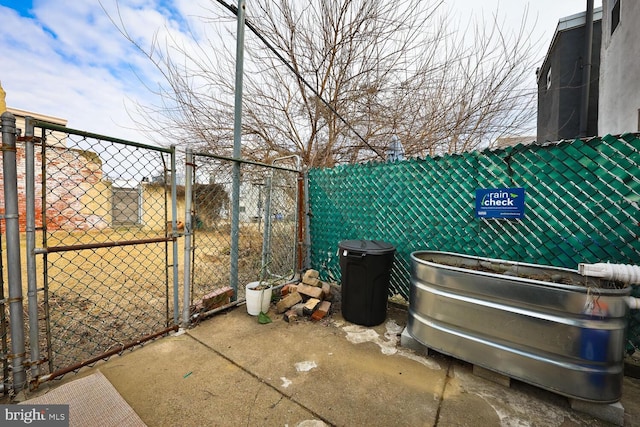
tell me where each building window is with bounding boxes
[611,0,620,35]
[546,68,552,90]
[112,187,141,226]
[637,108,640,131]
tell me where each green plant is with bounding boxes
[257,310,272,324]
[254,281,273,324]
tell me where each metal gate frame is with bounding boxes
[0,111,305,393]
[1,111,16,394]
[25,120,180,386]
[183,150,302,325]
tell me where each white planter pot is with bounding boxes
[245,281,273,316]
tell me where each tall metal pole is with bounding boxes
[25,117,40,380]
[230,0,246,298]
[182,148,193,327]
[1,111,26,392]
[579,0,594,137]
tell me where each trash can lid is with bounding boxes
[338,239,395,255]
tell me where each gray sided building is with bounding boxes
[599,0,640,134]
[537,8,602,143]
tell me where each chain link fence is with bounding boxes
[266,160,301,278]
[29,123,179,379]
[187,153,300,318]
[308,134,640,355]
[0,112,303,391]
[4,109,636,390]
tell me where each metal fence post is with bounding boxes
[1,111,26,392]
[296,169,305,275]
[260,172,273,279]
[170,146,179,326]
[182,149,193,327]
[24,117,40,381]
[230,0,246,297]
[303,168,311,271]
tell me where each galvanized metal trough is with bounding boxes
[407,251,631,403]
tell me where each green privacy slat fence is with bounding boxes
[308,133,640,353]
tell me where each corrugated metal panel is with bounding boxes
[408,251,629,403]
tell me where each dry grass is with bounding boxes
[0,225,269,376]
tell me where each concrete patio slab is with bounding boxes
[19,304,640,426]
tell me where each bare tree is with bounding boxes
[112,0,538,167]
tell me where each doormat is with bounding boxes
[22,370,146,427]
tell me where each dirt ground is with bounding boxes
[0,226,271,377]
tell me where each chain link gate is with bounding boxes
[1,111,303,391]
[27,122,180,382]
[186,152,300,320]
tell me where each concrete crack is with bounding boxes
[433,359,453,426]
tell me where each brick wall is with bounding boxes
[0,142,105,233]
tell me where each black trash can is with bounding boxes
[339,240,396,326]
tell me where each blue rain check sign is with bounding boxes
[475,187,525,219]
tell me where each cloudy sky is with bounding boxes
[0,0,601,145]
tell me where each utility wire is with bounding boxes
[215,0,384,159]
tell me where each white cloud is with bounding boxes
[0,0,212,144]
[1,0,604,145]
